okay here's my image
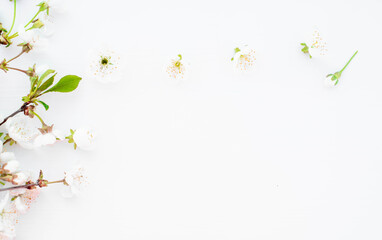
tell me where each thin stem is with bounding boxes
[24,10,41,28]
[0,102,30,126]
[7,0,17,36]
[31,110,45,126]
[7,66,28,75]
[47,180,64,184]
[0,179,64,192]
[340,50,358,73]
[6,51,25,64]
[0,183,37,192]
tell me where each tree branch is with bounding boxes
[0,101,30,127]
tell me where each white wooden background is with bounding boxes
[1,0,382,239]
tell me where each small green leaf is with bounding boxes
[38,100,49,110]
[36,73,55,93]
[45,75,82,93]
[38,69,55,86]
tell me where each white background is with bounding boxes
[1,0,382,239]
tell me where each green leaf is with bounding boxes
[44,75,82,93]
[37,69,55,88]
[38,100,49,110]
[37,73,55,93]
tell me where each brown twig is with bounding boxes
[0,101,30,127]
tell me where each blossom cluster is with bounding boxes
[0,0,94,238]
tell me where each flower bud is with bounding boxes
[31,19,44,29]
[0,33,9,45]
[23,105,35,118]
[3,160,20,173]
[12,172,28,185]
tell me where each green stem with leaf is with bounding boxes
[25,10,42,28]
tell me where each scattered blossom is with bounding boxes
[11,188,40,214]
[72,128,95,151]
[166,54,187,80]
[6,116,39,149]
[0,153,16,163]
[0,193,17,239]
[301,29,327,58]
[2,160,19,174]
[231,46,256,71]
[62,166,87,198]
[88,46,123,83]
[17,26,46,53]
[34,126,64,147]
[12,172,28,185]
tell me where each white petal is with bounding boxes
[3,160,19,173]
[73,128,95,150]
[14,197,27,214]
[60,186,74,198]
[324,76,337,87]
[52,129,65,140]
[0,152,16,163]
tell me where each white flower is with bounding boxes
[73,128,95,151]
[37,0,66,37]
[17,26,46,52]
[6,115,39,149]
[324,75,337,87]
[62,166,87,198]
[88,46,123,83]
[166,54,187,80]
[12,173,28,185]
[0,141,2,154]
[0,192,17,239]
[232,46,256,71]
[34,128,64,147]
[10,188,40,215]
[2,160,19,174]
[0,153,16,163]
[303,30,327,58]
[13,198,26,214]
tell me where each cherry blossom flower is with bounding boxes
[34,127,64,147]
[231,46,256,71]
[0,193,17,239]
[2,160,19,174]
[17,26,47,53]
[301,29,327,58]
[72,128,95,151]
[0,153,16,164]
[6,116,39,149]
[61,166,87,198]
[166,54,187,80]
[10,188,40,214]
[88,46,123,83]
[12,172,28,185]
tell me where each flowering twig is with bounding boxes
[0,102,30,127]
